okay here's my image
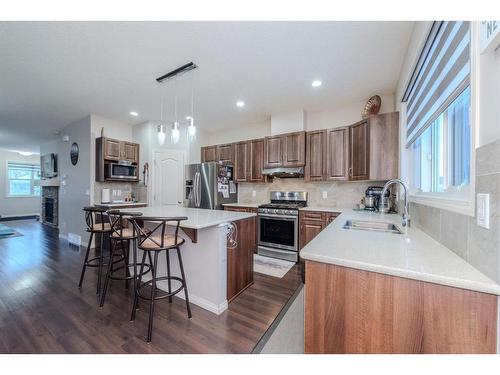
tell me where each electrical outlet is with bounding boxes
[322,191,328,199]
[477,193,490,229]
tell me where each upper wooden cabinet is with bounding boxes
[249,138,267,182]
[326,127,350,181]
[305,130,327,181]
[216,143,235,164]
[234,141,250,182]
[101,137,139,164]
[201,145,217,162]
[283,131,306,167]
[368,112,399,181]
[305,112,398,182]
[264,131,305,168]
[349,120,370,180]
[264,135,283,168]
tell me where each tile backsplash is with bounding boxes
[411,138,500,283]
[238,178,388,208]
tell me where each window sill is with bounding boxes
[409,194,474,217]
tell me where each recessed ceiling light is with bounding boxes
[129,111,139,117]
[236,101,245,108]
[312,80,322,87]
[18,151,33,156]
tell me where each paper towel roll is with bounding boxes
[101,188,111,203]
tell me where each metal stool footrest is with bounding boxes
[108,263,152,281]
[137,276,185,301]
[84,254,125,268]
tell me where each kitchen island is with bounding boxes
[127,206,256,315]
[301,209,500,354]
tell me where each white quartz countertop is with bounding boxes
[222,202,263,208]
[300,209,500,295]
[126,206,256,230]
[97,202,148,207]
[299,206,346,213]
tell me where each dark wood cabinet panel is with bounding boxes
[283,131,306,167]
[349,120,370,180]
[305,130,327,181]
[249,138,266,182]
[305,261,497,354]
[368,112,399,180]
[104,138,121,161]
[201,146,217,162]
[226,217,255,302]
[123,142,139,163]
[299,219,324,251]
[264,135,283,168]
[224,206,258,254]
[217,143,234,164]
[234,141,250,182]
[326,127,350,181]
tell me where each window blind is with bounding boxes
[402,21,470,147]
[7,162,40,173]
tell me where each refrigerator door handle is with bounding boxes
[195,172,201,207]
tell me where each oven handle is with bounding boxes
[258,213,298,220]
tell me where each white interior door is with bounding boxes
[152,150,185,207]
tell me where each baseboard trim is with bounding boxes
[0,214,40,222]
[155,279,228,315]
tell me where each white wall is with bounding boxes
[478,46,500,147]
[305,94,395,131]
[0,149,41,217]
[205,95,395,146]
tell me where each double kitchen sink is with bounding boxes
[342,220,402,235]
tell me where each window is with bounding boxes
[6,162,41,197]
[402,21,473,214]
[411,86,471,193]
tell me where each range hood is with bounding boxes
[261,167,304,178]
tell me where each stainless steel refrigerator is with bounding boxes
[185,162,237,209]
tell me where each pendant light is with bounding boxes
[157,86,166,146]
[171,77,180,144]
[187,73,196,141]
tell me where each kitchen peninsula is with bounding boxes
[127,206,256,314]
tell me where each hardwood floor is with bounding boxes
[0,220,302,353]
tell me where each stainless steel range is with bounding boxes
[258,191,307,262]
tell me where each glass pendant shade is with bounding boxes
[171,121,180,144]
[157,124,166,146]
[187,116,196,140]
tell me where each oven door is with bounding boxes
[258,214,298,251]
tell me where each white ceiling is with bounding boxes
[0,21,414,152]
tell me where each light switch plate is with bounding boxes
[322,191,328,199]
[252,190,256,197]
[477,193,490,229]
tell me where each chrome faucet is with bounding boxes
[382,179,411,228]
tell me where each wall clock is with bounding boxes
[70,142,79,166]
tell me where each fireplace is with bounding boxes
[42,186,59,228]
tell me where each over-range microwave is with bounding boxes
[104,161,138,181]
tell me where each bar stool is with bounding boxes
[128,216,192,343]
[99,210,152,307]
[79,206,124,294]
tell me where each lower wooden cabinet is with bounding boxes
[299,210,340,250]
[226,216,255,302]
[305,261,498,354]
[224,206,258,254]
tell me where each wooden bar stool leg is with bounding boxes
[176,247,192,318]
[146,251,159,343]
[166,250,172,303]
[78,232,93,288]
[130,250,147,322]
